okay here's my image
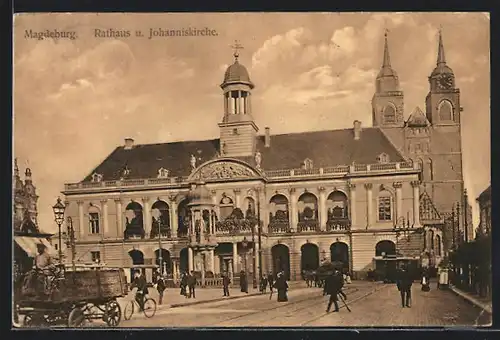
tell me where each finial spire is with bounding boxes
[437,27,446,65]
[230,40,244,62]
[382,29,391,68]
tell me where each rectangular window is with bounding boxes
[89,213,100,234]
[378,197,392,221]
[91,251,101,263]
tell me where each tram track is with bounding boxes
[212,286,360,327]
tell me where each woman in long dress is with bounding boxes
[275,272,289,302]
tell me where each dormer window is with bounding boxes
[121,165,131,179]
[303,158,313,170]
[157,167,169,178]
[91,172,103,183]
[377,153,390,164]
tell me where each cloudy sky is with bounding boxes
[13,12,490,233]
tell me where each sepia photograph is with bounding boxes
[12,12,491,328]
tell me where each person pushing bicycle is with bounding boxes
[130,270,148,311]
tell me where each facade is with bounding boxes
[476,185,491,236]
[13,160,55,274]
[61,32,461,283]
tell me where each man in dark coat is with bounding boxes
[240,270,248,293]
[397,265,413,308]
[268,272,274,294]
[187,271,197,298]
[130,270,149,311]
[180,272,188,297]
[325,270,344,312]
[222,273,231,297]
[156,275,166,305]
[274,272,288,302]
[260,274,268,294]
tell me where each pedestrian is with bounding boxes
[156,275,166,305]
[396,264,413,308]
[240,270,248,293]
[222,272,231,297]
[260,274,268,294]
[325,269,344,313]
[421,267,430,292]
[275,271,289,302]
[268,272,274,294]
[130,270,148,311]
[180,272,188,298]
[187,271,197,298]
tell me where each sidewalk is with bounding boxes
[118,285,262,310]
[448,285,492,314]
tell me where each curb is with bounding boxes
[169,292,262,308]
[449,285,492,314]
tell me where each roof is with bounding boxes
[82,127,405,182]
[222,61,254,88]
[406,107,430,127]
[420,190,442,222]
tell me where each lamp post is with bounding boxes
[52,197,66,266]
[251,222,257,289]
[152,209,163,276]
[256,189,262,288]
[241,236,248,275]
[67,217,76,271]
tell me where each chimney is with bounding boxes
[264,127,271,147]
[353,120,362,140]
[124,137,135,150]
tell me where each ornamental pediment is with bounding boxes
[189,159,261,182]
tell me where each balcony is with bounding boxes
[268,218,291,234]
[124,225,146,240]
[297,220,320,233]
[215,219,253,236]
[326,218,351,232]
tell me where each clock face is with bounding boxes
[437,74,453,90]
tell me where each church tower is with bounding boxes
[218,42,259,157]
[372,31,405,128]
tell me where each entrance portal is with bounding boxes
[301,243,319,271]
[330,242,350,271]
[271,244,290,280]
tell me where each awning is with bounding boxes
[14,236,57,257]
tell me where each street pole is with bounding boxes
[252,223,257,289]
[58,222,63,266]
[67,217,76,272]
[158,218,163,276]
[257,189,263,285]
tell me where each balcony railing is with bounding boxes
[326,218,351,232]
[64,161,419,192]
[269,219,291,233]
[297,220,320,232]
[215,219,253,235]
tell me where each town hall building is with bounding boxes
[61,31,464,283]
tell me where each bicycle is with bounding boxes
[123,295,157,320]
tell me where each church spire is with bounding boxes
[437,28,446,66]
[382,30,391,69]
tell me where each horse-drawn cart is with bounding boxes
[16,267,128,327]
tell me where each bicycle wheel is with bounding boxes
[142,298,156,318]
[123,300,134,321]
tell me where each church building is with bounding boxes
[61,31,464,283]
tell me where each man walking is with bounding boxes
[156,275,166,305]
[260,274,268,294]
[187,271,197,299]
[268,272,274,294]
[397,264,413,308]
[325,270,344,313]
[240,270,248,293]
[222,272,231,297]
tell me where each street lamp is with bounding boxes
[52,197,66,266]
[241,236,248,275]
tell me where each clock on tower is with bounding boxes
[436,74,454,90]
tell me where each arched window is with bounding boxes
[269,194,289,228]
[88,205,100,234]
[297,193,318,222]
[327,191,348,219]
[244,197,256,219]
[378,190,393,221]
[219,195,234,220]
[435,234,441,256]
[418,158,424,180]
[303,158,314,170]
[427,158,434,181]
[377,153,390,164]
[438,100,454,121]
[383,105,396,124]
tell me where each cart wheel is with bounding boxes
[143,298,157,318]
[123,300,134,321]
[67,307,85,327]
[105,300,122,327]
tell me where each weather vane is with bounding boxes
[230,40,244,61]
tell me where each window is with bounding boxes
[383,105,396,124]
[89,212,100,234]
[303,158,313,170]
[377,153,390,163]
[438,100,454,121]
[378,192,392,221]
[91,172,103,182]
[157,167,169,178]
[91,251,101,263]
[219,195,234,220]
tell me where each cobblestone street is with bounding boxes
[112,281,490,328]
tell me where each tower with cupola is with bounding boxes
[218,42,259,157]
[371,31,405,128]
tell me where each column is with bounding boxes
[254,241,260,278]
[234,189,242,209]
[114,199,123,237]
[172,259,178,281]
[78,201,85,237]
[100,199,109,236]
[169,196,177,238]
[364,183,373,228]
[318,187,327,231]
[411,181,422,227]
[232,242,238,273]
[237,90,241,114]
[393,182,403,225]
[209,249,215,273]
[289,188,297,232]
[349,182,357,228]
[142,197,151,238]
[188,247,194,272]
[248,93,252,114]
[224,92,228,114]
